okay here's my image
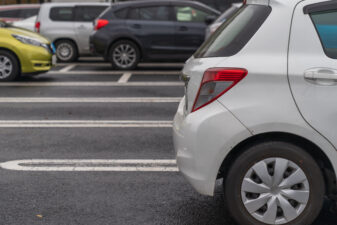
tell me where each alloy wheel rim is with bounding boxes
[241,157,310,224]
[57,43,73,61]
[112,44,136,68]
[0,55,12,79]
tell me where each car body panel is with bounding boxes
[12,16,37,31]
[0,4,40,22]
[37,3,109,55]
[0,26,52,74]
[91,0,220,62]
[173,98,251,195]
[173,0,337,197]
[289,0,337,151]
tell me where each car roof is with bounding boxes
[0,4,40,10]
[246,0,304,6]
[112,0,220,14]
[41,2,111,7]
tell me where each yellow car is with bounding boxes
[0,21,55,81]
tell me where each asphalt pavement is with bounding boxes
[0,58,335,225]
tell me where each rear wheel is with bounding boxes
[0,50,20,82]
[55,40,78,62]
[224,141,325,225]
[109,40,140,70]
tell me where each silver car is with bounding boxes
[173,0,337,224]
[36,3,109,62]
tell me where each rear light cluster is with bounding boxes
[35,21,40,33]
[192,68,248,112]
[94,19,109,30]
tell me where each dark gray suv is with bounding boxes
[90,0,220,70]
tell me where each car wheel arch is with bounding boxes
[54,38,79,54]
[0,47,21,73]
[107,37,143,61]
[218,131,337,199]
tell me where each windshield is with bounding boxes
[195,4,271,58]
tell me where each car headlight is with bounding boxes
[12,34,44,47]
[12,34,52,53]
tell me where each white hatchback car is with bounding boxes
[173,0,337,225]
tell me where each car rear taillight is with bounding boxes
[35,21,40,33]
[95,19,109,30]
[192,68,248,112]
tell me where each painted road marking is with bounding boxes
[47,71,181,75]
[118,72,132,83]
[59,65,76,72]
[0,97,181,103]
[0,82,183,87]
[0,120,173,128]
[57,62,184,67]
[0,159,179,172]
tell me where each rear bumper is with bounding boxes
[173,98,251,196]
[90,32,109,57]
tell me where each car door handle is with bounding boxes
[131,24,141,29]
[179,26,188,31]
[304,68,337,85]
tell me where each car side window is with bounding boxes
[114,8,128,19]
[50,7,74,22]
[127,6,171,21]
[20,8,39,19]
[0,9,21,18]
[311,10,337,59]
[174,6,210,23]
[75,6,108,22]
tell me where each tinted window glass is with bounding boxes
[75,6,107,22]
[311,10,337,59]
[50,7,74,21]
[196,0,229,12]
[114,8,128,19]
[215,5,240,23]
[128,6,170,21]
[174,6,210,22]
[195,5,271,58]
[128,8,139,20]
[0,9,21,18]
[21,8,39,18]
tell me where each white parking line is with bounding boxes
[47,71,181,75]
[0,97,181,103]
[118,72,132,83]
[0,159,179,172]
[59,65,76,72]
[57,62,184,67]
[0,82,183,87]
[0,120,173,128]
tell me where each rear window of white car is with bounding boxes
[194,4,271,58]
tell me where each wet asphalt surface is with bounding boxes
[0,58,335,225]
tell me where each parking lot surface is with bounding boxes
[0,58,335,225]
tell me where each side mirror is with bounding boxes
[205,15,216,25]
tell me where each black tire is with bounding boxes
[0,50,20,82]
[55,40,78,62]
[109,40,140,70]
[224,141,325,225]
